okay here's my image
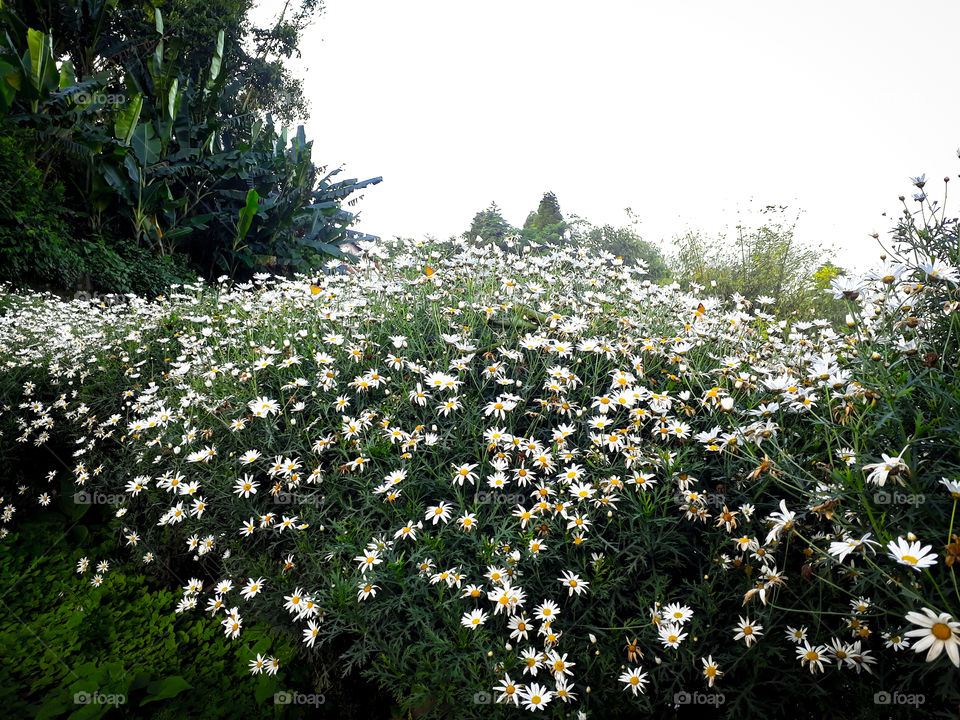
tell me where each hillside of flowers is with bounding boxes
[1,181,959,718]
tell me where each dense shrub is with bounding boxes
[0,132,81,289]
[1,175,959,719]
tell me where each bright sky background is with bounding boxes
[253,0,960,270]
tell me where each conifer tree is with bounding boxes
[463,202,516,247]
[522,191,567,246]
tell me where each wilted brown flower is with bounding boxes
[811,498,840,522]
[945,534,960,568]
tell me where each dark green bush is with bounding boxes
[0,131,81,288]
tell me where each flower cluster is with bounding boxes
[2,185,959,715]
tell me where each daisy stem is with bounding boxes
[765,603,871,618]
[922,566,956,618]
[860,552,956,618]
[947,497,957,548]
[591,623,651,632]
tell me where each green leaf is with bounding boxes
[3,68,21,92]
[298,238,348,259]
[140,676,192,705]
[161,226,193,242]
[205,30,224,94]
[26,28,45,91]
[114,94,143,145]
[130,123,160,166]
[0,61,17,111]
[236,189,259,245]
[123,153,139,184]
[41,33,58,92]
[150,39,164,84]
[58,59,75,90]
[154,7,164,34]
[166,78,178,120]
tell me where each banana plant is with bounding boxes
[95,16,230,256]
[0,28,60,113]
[222,188,261,278]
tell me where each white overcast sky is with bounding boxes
[252,0,960,270]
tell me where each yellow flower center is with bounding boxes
[932,622,953,640]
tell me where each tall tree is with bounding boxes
[522,191,567,246]
[463,201,516,247]
[0,0,319,124]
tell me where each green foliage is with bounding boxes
[462,201,518,248]
[0,131,81,288]
[0,0,319,124]
[576,214,671,281]
[522,191,567,247]
[0,517,306,719]
[0,0,378,294]
[672,205,849,320]
[0,130,197,295]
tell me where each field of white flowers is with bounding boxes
[1,182,958,718]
